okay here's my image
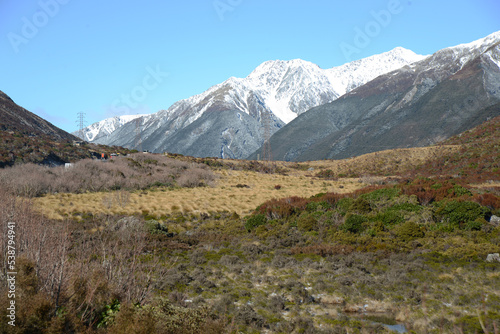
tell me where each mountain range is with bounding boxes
[251,31,500,161]
[79,31,500,161]
[80,48,426,158]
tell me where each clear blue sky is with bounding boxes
[1,0,499,132]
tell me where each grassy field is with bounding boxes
[34,145,461,220]
[34,169,365,220]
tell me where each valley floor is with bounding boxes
[0,138,498,334]
[34,145,460,220]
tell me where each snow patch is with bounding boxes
[84,114,146,141]
[486,50,500,69]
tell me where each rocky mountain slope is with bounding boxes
[250,31,500,161]
[81,114,146,142]
[0,90,131,167]
[81,48,425,158]
[0,90,76,141]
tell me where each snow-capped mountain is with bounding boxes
[82,47,426,158]
[252,31,500,161]
[74,114,146,141]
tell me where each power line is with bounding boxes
[76,112,86,140]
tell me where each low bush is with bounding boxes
[374,210,405,226]
[472,193,500,210]
[341,214,367,233]
[145,220,170,236]
[400,178,478,205]
[435,200,490,229]
[234,305,264,328]
[305,200,330,212]
[388,202,422,213]
[0,153,216,196]
[360,187,400,202]
[466,218,486,231]
[335,198,354,215]
[296,212,319,232]
[108,299,224,334]
[348,197,371,214]
[245,214,267,231]
[395,221,425,241]
[256,196,309,219]
[290,244,355,257]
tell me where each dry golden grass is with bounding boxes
[34,144,460,219]
[302,145,460,176]
[470,181,500,189]
[34,169,366,219]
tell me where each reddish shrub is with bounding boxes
[256,196,309,219]
[315,192,347,206]
[400,178,473,204]
[472,193,500,210]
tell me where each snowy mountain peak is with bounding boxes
[80,114,145,142]
[82,46,427,153]
[446,30,500,53]
[249,59,319,77]
[80,31,500,160]
[324,47,428,97]
[420,31,500,75]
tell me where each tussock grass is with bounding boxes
[35,145,459,219]
[33,144,466,219]
[307,145,461,178]
[34,169,366,219]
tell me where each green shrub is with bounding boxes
[450,184,472,197]
[388,202,422,213]
[341,214,367,233]
[305,201,330,212]
[348,197,371,214]
[435,200,490,229]
[297,212,319,231]
[465,218,486,231]
[146,220,169,235]
[456,315,484,333]
[430,182,443,190]
[361,187,400,202]
[374,210,404,226]
[335,198,353,215]
[245,214,267,231]
[97,300,121,328]
[396,221,424,241]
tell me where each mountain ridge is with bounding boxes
[79,47,426,158]
[0,90,76,141]
[250,31,500,161]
